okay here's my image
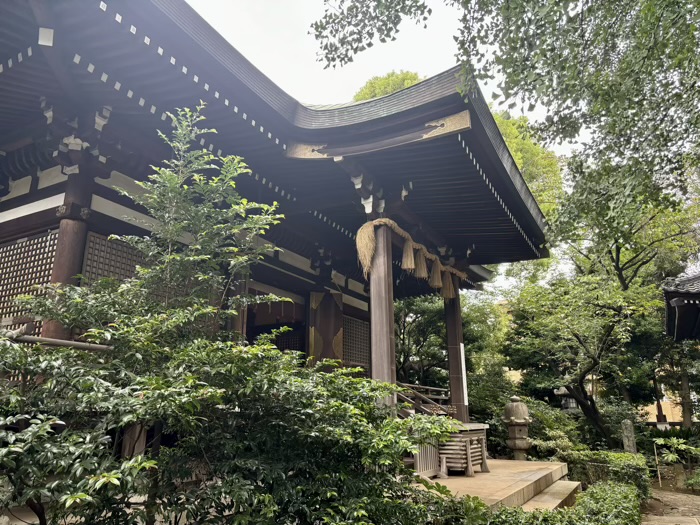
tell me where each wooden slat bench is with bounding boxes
[438,423,489,477]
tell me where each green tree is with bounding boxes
[394,292,515,427]
[313,0,700,199]
[395,296,449,387]
[353,70,422,101]
[1,107,469,524]
[507,159,700,444]
[493,112,562,221]
[508,274,661,447]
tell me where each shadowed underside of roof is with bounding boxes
[0,0,548,291]
[663,273,700,341]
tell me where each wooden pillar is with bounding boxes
[370,225,396,386]
[307,291,344,362]
[445,275,469,422]
[41,173,91,339]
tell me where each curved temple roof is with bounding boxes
[0,0,548,293]
[663,273,700,341]
[150,0,546,237]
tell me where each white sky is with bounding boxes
[184,0,581,156]
[184,0,477,104]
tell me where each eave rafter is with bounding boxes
[456,134,540,258]
[93,0,289,153]
[63,30,361,280]
[285,110,471,161]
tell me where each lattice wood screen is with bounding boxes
[275,329,305,352]
[343,315,370,370]
[0,231,58,329]
[82,232,142,282]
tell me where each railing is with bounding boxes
[414,441,441,479]
[398,382,451,417]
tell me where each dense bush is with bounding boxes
[556,450,650,498]
[574,482,642,525]
[579,399,646,449]
[525,397,586,458]
[687,470,700,491]
[488,482,641,525]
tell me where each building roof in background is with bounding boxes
[663,273,700,294]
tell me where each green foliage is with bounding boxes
[314,0,700,200]
[488,482,641,525]
[395,296,449,387]
[574,482,642,525]
[0,335,470,524]
[525,398,586,457]
[686,470,700,491]
[508,273,660,446]
[556,451,651,499]
[554,159,700,291]
[653,437,700,466]
[587,400,647,449]
[353,70,422,101]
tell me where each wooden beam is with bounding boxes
[385,199,448,254]
[445,274,469,423]
[285,110,471,159]
[333,156,385,217]
[370,225,396,391]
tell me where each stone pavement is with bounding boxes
[642,489,700,525]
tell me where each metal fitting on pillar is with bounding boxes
[502,396,532,461]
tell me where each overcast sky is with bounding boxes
[184,0,472,104]
[183,0,581,156]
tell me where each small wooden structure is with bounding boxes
[663,274,700,341]
[0,0,548,422]
[662,274,700,427]
[438,424,490,477]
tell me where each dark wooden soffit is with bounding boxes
[0,0,546,271]
[664,286,700,341]
[142,0,546,235]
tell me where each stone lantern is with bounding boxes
[502,396,532,460]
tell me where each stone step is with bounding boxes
[436,459,569,508]
[521,480,581,511]
[642,517,700,525]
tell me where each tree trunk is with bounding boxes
[26,498,47,525]
[145,421,163,525]
[652,375,667,423]
[618,382,633,404]
[567,385,616,448]
[680,369,693,429]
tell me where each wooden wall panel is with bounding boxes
[307,291,343,362]
[0,230,57,330]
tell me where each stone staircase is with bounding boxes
[436,459,581,510]
[398,383,580,511]
[521,479,581,510]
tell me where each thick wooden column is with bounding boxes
[370,225,396,385]
[307,291,344,362]
[445,275,469,422]
[41,173,91,339]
